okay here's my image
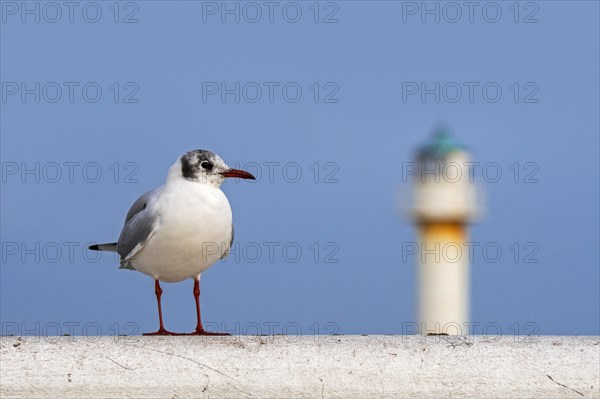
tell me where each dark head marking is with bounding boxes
[180,149,219,180]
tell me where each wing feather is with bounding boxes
[117,188,161,269]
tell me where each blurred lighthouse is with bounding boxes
[411,129,480,335]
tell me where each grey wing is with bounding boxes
[117,188,161,269]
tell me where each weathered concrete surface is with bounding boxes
[0,335,598,398]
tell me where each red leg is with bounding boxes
[188,278,230,336]
[144,280,180,336]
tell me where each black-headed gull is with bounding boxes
[90,149,255,335]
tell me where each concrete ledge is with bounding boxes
[1,336,598,398]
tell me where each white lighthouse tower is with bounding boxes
[412,130,480,335]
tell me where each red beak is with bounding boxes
[220,168,256,180]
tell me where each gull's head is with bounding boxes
[171,149,255,187]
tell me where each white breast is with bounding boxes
[131,180,233,282]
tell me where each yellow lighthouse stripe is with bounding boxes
[419,222,466,244]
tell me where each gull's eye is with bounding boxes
[200,161,213,171]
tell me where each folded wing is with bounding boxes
[117,187,162,270]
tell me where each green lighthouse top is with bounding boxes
[417,128,465,161]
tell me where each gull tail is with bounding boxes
[89,243,117,252]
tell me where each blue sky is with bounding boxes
[1,1,598,336]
